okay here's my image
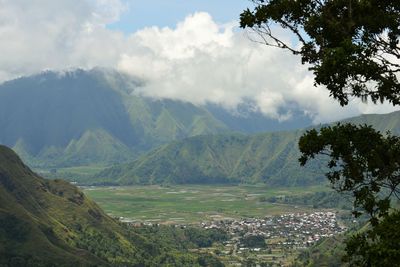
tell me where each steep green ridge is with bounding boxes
[0,69,138,168]
[0,145,223,266]
[12,129,136,168]
[0,68,312,168]
[95,131,326,186]
[124,97,229,151]
[0,70,136,153]
[95,110,400,186]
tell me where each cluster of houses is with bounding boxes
[201,211,347,250]
[120,211,348,265]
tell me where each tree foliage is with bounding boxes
[344,210,400,267]
[299,123,400,224]
[240,1,400,265]
[240,0,400,106]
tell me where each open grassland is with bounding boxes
[83,185,332,224]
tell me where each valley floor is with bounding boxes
[82,185,333,224]
[83,184,354,266]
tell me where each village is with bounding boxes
[202,211,347,249]
[198,211,348,265]
[118,208,350,265]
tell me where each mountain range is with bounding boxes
[94,110,400,186]
[2,69,399,187]
[0,68,312,168]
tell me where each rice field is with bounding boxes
[83,184,331,224]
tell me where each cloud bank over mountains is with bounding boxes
[0,0,398,123]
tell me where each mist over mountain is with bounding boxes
[0,68,313,168]
[205,102,312,133]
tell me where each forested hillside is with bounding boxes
[95,110,400,186]
[95,131,324,186]
[0,145,224,266]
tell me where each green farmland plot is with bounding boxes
[83,185,334,224]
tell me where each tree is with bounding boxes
[240,1,400,266]
[343,210,400,266]
[299,123,400,225]
[240,0,400,106]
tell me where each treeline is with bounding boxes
[71,223,229,266]
[1,222,227,267]
[131,225,229,250]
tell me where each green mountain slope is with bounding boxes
[0,68,312,168]
[95,110,400,186]
[124,97,229,151]
[0,145,223,266]
[0,145,124,265]
[95,131,326,186]
[0,70,136,153]
[0,69,139,168]
[16,129,135,168]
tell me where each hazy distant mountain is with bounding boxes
[341,111,400,134]
[0,69,139,167]
[205,102,312,133]
[95,110,400,186]
[0,68,312,168]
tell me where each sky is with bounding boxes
[107,1,250,33]
[0,0,398,123]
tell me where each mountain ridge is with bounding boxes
[94,110,400,186]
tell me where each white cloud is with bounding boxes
[118,12,399,123]
[0,0,126,78]
[0,1,398,123]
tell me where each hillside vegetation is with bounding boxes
[96,131,324,186]
[0,145,224,266]
[95,110,400,186]
[293,235,346,267]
